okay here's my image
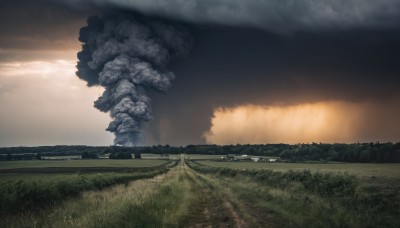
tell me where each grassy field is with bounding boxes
[1,156,399,227]
[0,159,168,169]
[184,154,226,160]
[0,159,175,215]
[141,153,182,160]
[41,155,81,159]
[0,170,171,213]
[198,160,400,178]
[0,158,255,227]
[0,173,96,182]
[188,160,400,227]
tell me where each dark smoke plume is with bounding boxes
[76,14,192,146]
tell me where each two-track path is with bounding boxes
[3,156,281,227]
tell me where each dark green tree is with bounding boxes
[35,153,42,160]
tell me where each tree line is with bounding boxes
[1,142,399,163]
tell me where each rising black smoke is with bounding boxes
[76,14,192,146]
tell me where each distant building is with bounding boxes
[251,157,260,162]
[226,154,235,161]
[269,158,277,162]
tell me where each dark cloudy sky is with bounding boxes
[1,0,400,146]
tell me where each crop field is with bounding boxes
[184,154,226,160]
[187,160,400,227]
[1,156,399,227]
[197,160,400,178]
[141,153,181,160]
[0,159,168,170]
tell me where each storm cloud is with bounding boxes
[0,0,400,146]
[76,14,192,146]
[79,0,400,32]
[3,0,399,47]
[139,23,400,145]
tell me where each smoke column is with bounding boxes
[76,14,192,146]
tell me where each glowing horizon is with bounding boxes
[0,58,113,146]
[204,101,400,145]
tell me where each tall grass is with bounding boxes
[188,161,358,198]
[0,169,170,215]
[0,159,170,169]
[95,177,190,227]
[2,159,398,227]
[188,161,400,227]
[0,163,192,228]
[198,160,400,178]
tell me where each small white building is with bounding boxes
[251,157,260,162]
[269,158,277,162]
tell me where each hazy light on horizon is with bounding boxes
[0,58,113,146]
[1,56,399,146]
[204,101,400,144]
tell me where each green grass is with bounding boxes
[0,160,177,215]
[0,169,170,215]
[198,160,400,178]
[184,154,226,160]
[0,163,191,228]
[0,173,94,182]
[141,153,182,160]
[1,156,399,227]
[141,153,168,159]
[41,155,81,159]
[189,161,400,227]
[0,159,168,169]
[0,160,247,227]
[95,168,191,227]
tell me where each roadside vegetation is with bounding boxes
[188,160,400,227]
[0,159,169,170]
[0,155,399,227]
[0,169,172,215]
[198,160,400,178]
[0,160,176,216]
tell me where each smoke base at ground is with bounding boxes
[76,14,192,146]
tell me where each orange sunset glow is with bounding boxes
[204,102,397,144]
[0,58,112,146]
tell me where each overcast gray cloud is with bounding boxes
[1,0,400,146]
[0,0,88,51]
[82,0,400,32]
[1,0,400,51]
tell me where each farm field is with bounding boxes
[187,160,400,227]
[184,154,226,160]
[0,159,168,170]
[1,158,264,227]
[198,160,400,178]
[1,156,399,227]
[141,153,181,160]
